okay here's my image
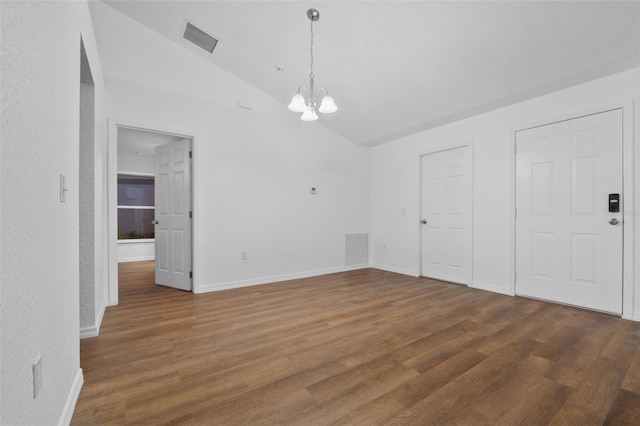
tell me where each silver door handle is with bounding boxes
[152,219,159,225]
[421,219,427,224]
[609,218,619,225]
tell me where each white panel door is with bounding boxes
[515,109,623,313]
[420,146,472,284]
[155,139,192,291]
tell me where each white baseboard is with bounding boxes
[58,368,83,426]
[471,280,514,296]
[197,264,370,294]
[343,263,370,272]
[80,299,107,339]
[118,255,154,263]
[633,310,640,322]
[96,299,107,331]
[79,325,97,339]
[370,263,419,277]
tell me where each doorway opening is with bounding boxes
[108,123,195,305]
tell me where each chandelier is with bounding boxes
[288,8,338,121]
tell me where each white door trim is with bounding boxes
[417,138,474,283]
[510,101,635,319]
[107,118,200,305]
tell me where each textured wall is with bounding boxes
[80,2,110,339]
[79,76,96,329]
[1,1,82,423]
[0,0,3,420]
[1,0,108,422]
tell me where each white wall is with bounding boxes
[118,152,154,175]
[78,3,109,341]
[118,240,155,263]
[371,68,640,319]
[0,0,3,419]
[91,2,370,295]
[1,1,107,423]
[79,77,96,332]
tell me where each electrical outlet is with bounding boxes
[32,355,42,399]
[241,252,247,261]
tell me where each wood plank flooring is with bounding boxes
[72,261,640,425]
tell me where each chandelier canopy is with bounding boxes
[288,8,337,121]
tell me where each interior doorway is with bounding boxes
[108,123,195,304]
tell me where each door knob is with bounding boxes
[421,219,427,224]
[609,218,619,225]
[152,219,159,225]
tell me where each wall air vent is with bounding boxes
[345,233,369,266]
[183,21,218,54]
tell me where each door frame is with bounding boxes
[107,118,199,305]
[417,138,474,284]
[510,101,635,319]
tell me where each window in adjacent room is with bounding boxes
[117,174,155,240]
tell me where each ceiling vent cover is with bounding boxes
[183,21,218,53]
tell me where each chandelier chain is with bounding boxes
[309,17,314,85]
[288,8,337,120]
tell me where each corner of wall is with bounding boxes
[471,281,514,296]
[79,299,107,339]
[370,263,419,277]
[79,0,110,339]
[57,369,84,426]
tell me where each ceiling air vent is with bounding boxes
[183,21,218,54]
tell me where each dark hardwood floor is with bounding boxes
[72,261,640,425]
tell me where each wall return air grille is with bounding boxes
[183,21,218,53]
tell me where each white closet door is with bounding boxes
[420,145,472,285]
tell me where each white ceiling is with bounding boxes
[118,127,185,156]
[100,1,639,146]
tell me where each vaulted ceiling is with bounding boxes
[99,1,639,146]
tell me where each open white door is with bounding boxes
[515,109,623,314]
[155,139,192,291]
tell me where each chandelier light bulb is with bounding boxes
[288,93,307,112]
[318,94,338,114]
[300,108,318,122]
